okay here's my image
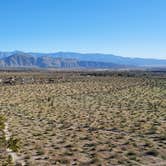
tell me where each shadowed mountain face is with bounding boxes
[0,51,165,68]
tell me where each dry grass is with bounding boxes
[0,71,166,165]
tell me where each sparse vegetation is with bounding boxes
[0,70,165,165]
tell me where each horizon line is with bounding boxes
[1,50,166,60]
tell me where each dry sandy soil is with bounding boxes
[0,71,166,165]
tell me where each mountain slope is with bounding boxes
[0,53,124,69]
[29,52,166,67]
[0,51,165,68]
[0,53,37,67]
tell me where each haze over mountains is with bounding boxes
[0,51,165,69]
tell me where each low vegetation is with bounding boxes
[0,70,165,165]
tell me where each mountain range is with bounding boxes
[0,51,165,69]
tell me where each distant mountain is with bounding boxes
[0,51,24,59]
[0,53,37,67]
[36,56,79,68]
[0,51,165,69]
[29,52,166,67]
[0,53,124,69]
[0,52,12,59]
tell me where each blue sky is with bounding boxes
[0,0,166,59]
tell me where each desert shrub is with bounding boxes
[7,136,20,152]
[36,149,45,155]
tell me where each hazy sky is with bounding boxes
[0,0,166,59]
